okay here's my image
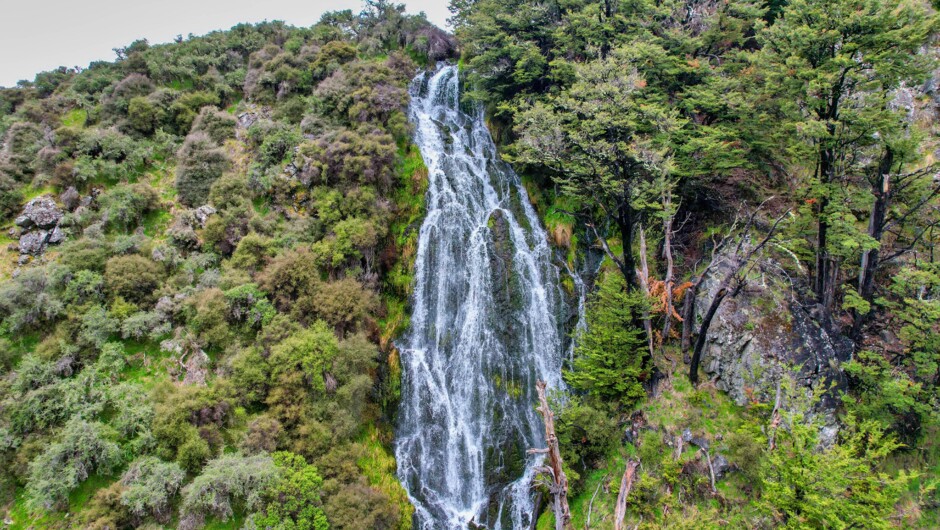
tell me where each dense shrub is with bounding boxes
[0,170,23,219]
[2,121,45,181]
[97,182,159,230]
[120,456,186,523]
[178,453,279,530]
[249,451,329,530]
[0,266,64,332]
[190,106,237,143]
[104,254,162,304]
[27,419,123,509]
[298,128,396,191]
[175,131,230,207]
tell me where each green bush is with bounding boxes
[191,105,237,143]
[0,170,24,219]
[175,131,230,207]
[104,254,162,305]
[179,453,279,529]
[97,182,159,231]
[120,456,186,523]
[565,272,649,408]
[27,419,123,509]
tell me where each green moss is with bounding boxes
[357,425,415,530]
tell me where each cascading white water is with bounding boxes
[395,65,569,529]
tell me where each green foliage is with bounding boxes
[759,413,909,529]
[0,265,64,332]
[119,456,186,522]
[249,451,329,530]
[269,321,339,395]
[27,419,123,509]
[98,182,160,230]
[104,254,162,305]
[176,131,231,207]
[179,453,279,528]
[565,272,648,407]
[553,395,620,482]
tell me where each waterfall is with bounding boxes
[395,65,569,529]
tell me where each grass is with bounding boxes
[121,338,173,388]
[6,475,115,530]
[357,425,414,530]
[537,366,757,529]
[60,109,87,128]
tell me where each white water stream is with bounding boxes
[394,65,571,529]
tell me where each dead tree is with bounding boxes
[660,189,677,356]
[853,157,940,339]
[637,226,656,359]
[680,220,738,358]
[689,205,789,385]
[528,381,572,530]
[613,460,640,530]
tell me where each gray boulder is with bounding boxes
[47,226,65,245]
[193,205,217,227]
[18,230,49,255]
[16,196,62,229]
[711,454,731,479]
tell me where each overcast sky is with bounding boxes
[0,0,449,88]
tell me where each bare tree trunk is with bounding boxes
[637,226,655,359]
[854,147,893,339]
[613,460,640,530]
[680,276,699,359]
[689,287,728,385]
[703,448,717,494]
[528,381,572,530]
[661,195,676,356]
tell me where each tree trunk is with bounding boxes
[616,199,639,291]
[529,381,572,530]
[661,203,676,355]
[854,147,893,338]
[689,287,728,385]
[815,110,838,313]
[638,226,655,359]
[681,276,700,359]
[613,460,640,530]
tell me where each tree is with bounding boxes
[269,321,339,395]
[120,456,186,523]
[513,44,682,290]
[758,0,938,314]
[179,453,279,530]
[565,272,648,406]
[97,183,159,231]
[760,413,908,529]
[104,254,162,304]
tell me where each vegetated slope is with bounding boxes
[0,3,455,529]
[449,0,940,528]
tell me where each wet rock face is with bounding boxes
[694,257,852,417]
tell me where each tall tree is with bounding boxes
[757,0,937,315]
[512,43,682,290]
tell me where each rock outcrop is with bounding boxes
[15,195,61,229]
[693,256,852,440]
[14,195,66,256]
